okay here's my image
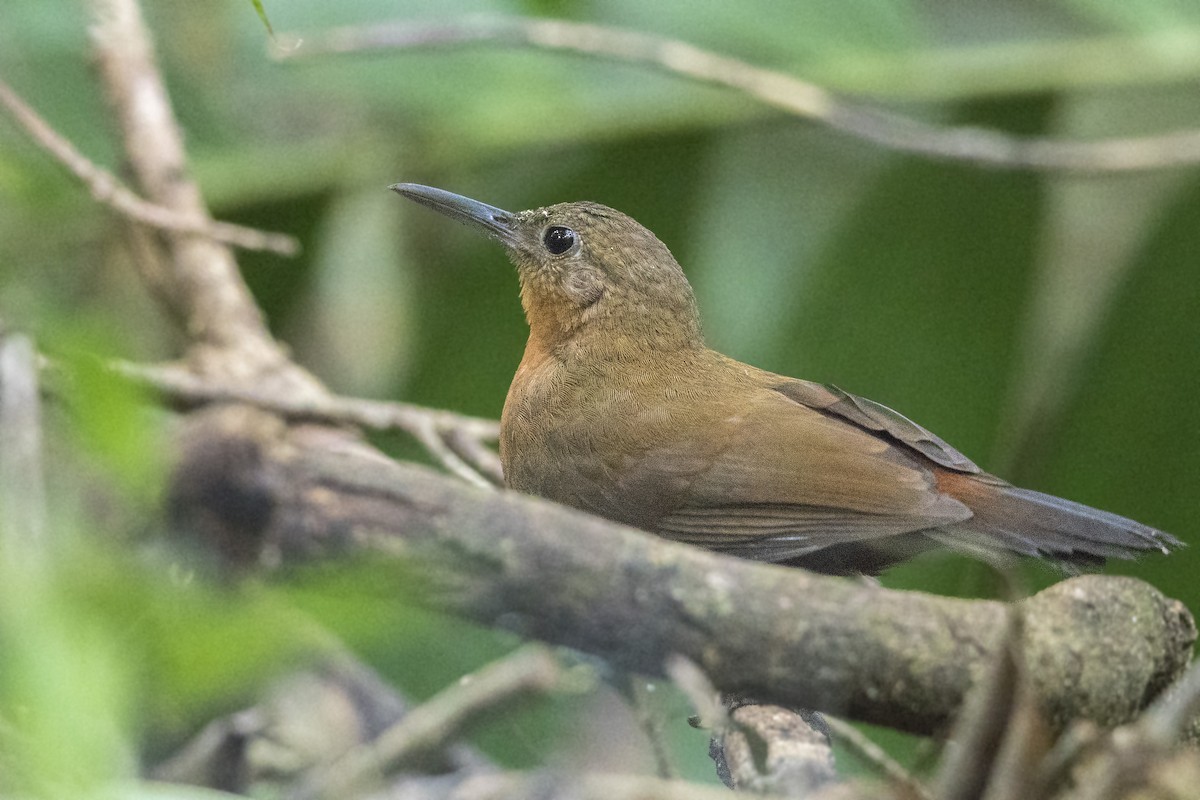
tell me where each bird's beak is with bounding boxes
[390,183,518,247]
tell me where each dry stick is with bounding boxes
[667,656,841,795]
[88,0,321,396]
[108,359,502,486]
[624,677,679,781]
[722,704,839,797]
[0,77,298,257]
[153,654,498,792]
[295,644,568,800]
[409,418,497,490]
[824,717,932,800]
[664,655,727,733]
[1030,721,1104,800]
[276,15,1200,174]
[443,426,506,486]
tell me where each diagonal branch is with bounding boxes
[107,359,502,486]
[294,644,568,800]
[276,15,1200,174]
[0,77,299,256]
[824,716,932,800]
[87,0,322,395]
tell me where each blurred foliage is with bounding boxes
[2,0,1199,792]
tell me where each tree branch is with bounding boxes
[721,703,838,797]
[107,359,502,486]
[0,77,299,256]
[166,404,1196,739]
[276,15,1200,174]
[295,644,568,800]
[152,652,497,795]
[824,717,931,800]
[87,0,322,393]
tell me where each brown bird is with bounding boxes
[392,183,1180,575]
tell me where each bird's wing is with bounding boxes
[655,503,964,562]
[637,387,973,562]
[772,380,981,473]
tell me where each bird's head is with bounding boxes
[392,183,702,352]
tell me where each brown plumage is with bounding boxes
[392,183,1180,575]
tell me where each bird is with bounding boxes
[391,183,1180,575]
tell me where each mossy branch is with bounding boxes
[168,405,1196,737]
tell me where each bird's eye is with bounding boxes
[542,226,577,255]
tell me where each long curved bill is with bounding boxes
[390,183,518,247]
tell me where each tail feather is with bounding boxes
[936,472,1181,565]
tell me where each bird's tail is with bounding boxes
[932,472,1181,566]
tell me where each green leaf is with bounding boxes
[248,0,274,36]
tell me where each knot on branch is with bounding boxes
[1024,576,1196,729]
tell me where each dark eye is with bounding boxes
[543,226,577,255]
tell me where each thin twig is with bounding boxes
[443,426,506,486]
[624,677,678,780]
[664,655,727,733]
[410,417,497,490]
[825,716,933,800]
[276,15,1200,174]
[106,359,503,486]
[1031,720,1104,800]
[0,77,299,256]
[1141,655,1200,743]
[294,644,568,800]
[0,328,47,558]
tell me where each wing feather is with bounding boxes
[773,381,981,473]
[614,388,974,565]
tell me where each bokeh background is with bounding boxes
[2,0,1198,792]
